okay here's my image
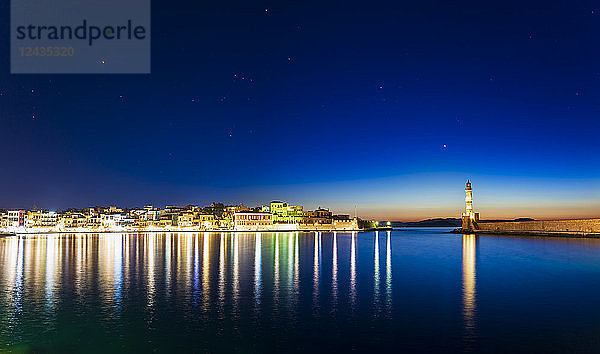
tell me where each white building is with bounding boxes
[6,210,26,228]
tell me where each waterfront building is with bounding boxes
[158,216,174,228]
[100,213,124,229]
[194,214,216,229]
[86,211,102,229]
[6,210,26,228]
[176,212,196,227]
[147,209,160,222]
[221,206,246,229]
[330,214,359,230]
[234,212,273,231]
[303,208,333,225]
[265,201,304,224]
[26,210,58,228]
[58,212,87,229]
[117,215,136,228]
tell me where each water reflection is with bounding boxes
[218,233,225,316]
[374,231,380,312]
[193,235,199,300]
[294,233,299,298]
[202,232,210,311]
[313,232,320,314]
[4,231,600,352]
[385,230,392,314]
[13,237,24,320]
[233,233,239,316]
[254,233,261,305]
[332,232,338,309]
[350,232,357,310]
[462,234,477,345]
[147,233,156,309]
[165,233,172,293]
[288,233,293,278]
[45,235,57,312]
[274,233,280,309]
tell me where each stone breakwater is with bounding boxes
[456,218,600,237]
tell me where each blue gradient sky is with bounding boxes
[1,0,599,220]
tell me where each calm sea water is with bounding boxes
[2,229,600,352]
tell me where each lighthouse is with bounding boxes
[465,181,473,215]
[461,180,480,231]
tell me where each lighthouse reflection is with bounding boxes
[373,231,380,311]
[462,234,478,344]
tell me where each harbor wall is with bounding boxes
[476,219,600,234]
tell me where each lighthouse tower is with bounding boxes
[461,180,479,231]
[465,181,474,216]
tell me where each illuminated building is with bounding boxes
[0,202,371,232]
[98,213,133,229]
[303,208,333,225]
[85,210,101,228]
[264,201,304,224]
[176,212,196,227]
[6,210,26,228]
[58,212,87,229]
[461,181,480,231]
[194,214,215,229]
[234,212,273,231]
[26,210,58,228]
[155,217,171,228]
[332,214,359,230]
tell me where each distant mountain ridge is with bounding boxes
[393,217,536,227]
[393,218,462,227]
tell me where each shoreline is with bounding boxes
[2,227,392,236]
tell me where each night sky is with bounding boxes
[1,0,599,220]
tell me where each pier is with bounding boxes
[455,182,600,237]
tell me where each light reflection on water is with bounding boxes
[462,234,477,347]
[254,233,261,306]
[332,232,338,310]
[385,230,392,314]
[373,231,380,313]
[350,231,357,311]
[313,232,319,315]
[3,231,600,351]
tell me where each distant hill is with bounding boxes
[393,217,536,227]
[480,218,535,223]
[393,218,462,227]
